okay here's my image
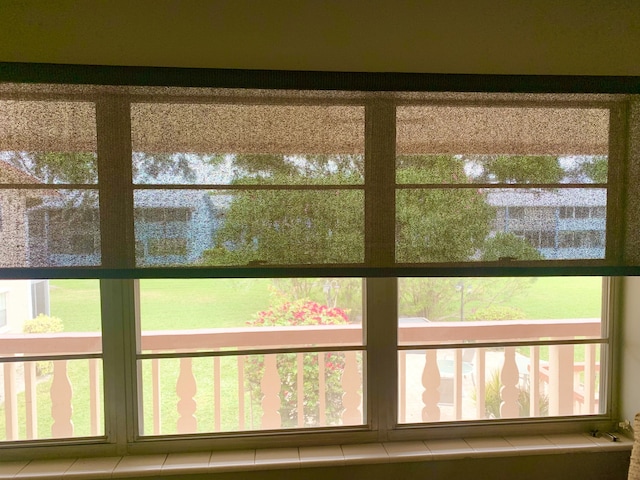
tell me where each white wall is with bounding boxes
[621,278,640,422]
[0,0,638,75]
[0,280,32,333]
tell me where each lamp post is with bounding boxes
[323,279,340,308]
[455,281,472,321]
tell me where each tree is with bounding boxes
[481,233,544,262]
[2,151,97,184]
[132,152,200,183]
[204,154,496,265]
[2,151,201,185]
[203,153,540,321]
[202,153,365,266]
[475,155,564,184]
[219,153,364,185]
[396,156,495,262]
[398,277,537,321]
[579,156,608,183]
[202,187,364,266]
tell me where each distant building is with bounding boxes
[487,189,606,260]
[0,279,49,333]
[0,161,55,268]
[23,182,608,265]
[133,190,221,266]
[26,190,223,267]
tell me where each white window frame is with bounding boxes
[0,291,7,330]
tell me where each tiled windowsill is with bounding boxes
[0,433,632,479]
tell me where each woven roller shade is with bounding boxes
[0,99,608,155]
[0,101,97,153]
[397,106,609,155]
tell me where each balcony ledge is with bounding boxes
[0,433,632,479]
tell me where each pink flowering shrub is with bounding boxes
[245,300,350,428]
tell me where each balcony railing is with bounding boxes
[0,318,602,440]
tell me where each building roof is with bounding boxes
[486,188,606,207]
[0,159,44,184]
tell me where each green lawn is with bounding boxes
[507,276,602,319]
[51,276,604,334]
[137,279,272,330]
[49,279,101,332]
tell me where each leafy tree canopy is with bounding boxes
[220,153,364,185]
[478,155,564,184]
[2,151,97,184]
[398,277,537,322]
[481,233,544,262]
[579,156,608,183]
[203,154,541,319]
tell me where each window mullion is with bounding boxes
[365,99,396,266]
[607,102,629,264]
[621,98,640,265]
[96,96,136,452]
[96,96,135,268]
[365,100,398,440]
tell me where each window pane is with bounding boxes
[398,277,603,345]
[399,344,602,423]
[139,351,363,435]
[0,359,104,441]
[396,188,606,262]
[0,280,103,442]
[0,280,101,357]
[137,278,364,435]
[0,189,100,267]
[396,106,609,158]
[0,100,97,184]
[134,190,364,266]
[131,103,364,185]
[138,279,363,353]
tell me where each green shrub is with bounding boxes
[23,314,64,376]
[475,369,549,418]
[468,305,526,321]
[244,300,352,427]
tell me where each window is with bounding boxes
[0,279,103,441]
[507,206,525,220]
[0,71,635,458]
[135,208,192,223]
[398,276,605,422]
[147,238,188,256]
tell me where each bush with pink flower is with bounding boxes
[245,299,351,428]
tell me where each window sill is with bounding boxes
[0,433,632,479]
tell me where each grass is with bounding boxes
[0,360,104,441]
[49,279,101,332]
[507,277,602,319]
[0,276,604,440]
[51,278,274,333]
[137,279,272,330]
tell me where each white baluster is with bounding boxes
[51,360,73,437]
[261,354,281,429]
[500,347,519,418]
[176,357,197,433]
[422,350,440,422]
[341,351,361,425]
